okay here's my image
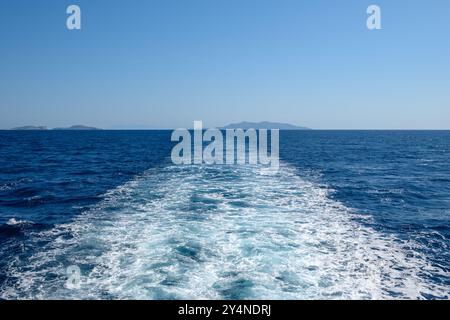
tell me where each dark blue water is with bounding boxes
[0,131,449,299]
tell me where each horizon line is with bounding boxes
[3,128,450,131]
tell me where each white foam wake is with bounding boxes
[1,163,448,299]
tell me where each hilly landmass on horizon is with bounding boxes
[222,121,310,130]
[9,122,310,130]
[10,125,101,131]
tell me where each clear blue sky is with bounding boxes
[0,0,449,129]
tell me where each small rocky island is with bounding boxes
[52,125,101,130]
[10,126,48,130]
[222,121,310,130]
[11,125,101,130]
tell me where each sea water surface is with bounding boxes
[0,130,449,299]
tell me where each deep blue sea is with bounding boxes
[0,130,449,299]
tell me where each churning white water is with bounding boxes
[1,162,448,299]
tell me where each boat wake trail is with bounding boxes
[1,163,448,299]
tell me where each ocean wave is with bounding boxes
[0,178,31,192]
[0,162,449,299]
[6,218,33,226]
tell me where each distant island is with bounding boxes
[10,123,309,131]
[222,121,310,130]
[10,125,101,131]
[11,126,48,130]
[52,125,101,131]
